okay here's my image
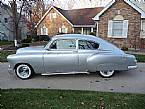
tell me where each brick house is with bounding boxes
[35,6,103,37]
[93,0,145,49]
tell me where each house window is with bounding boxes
[50,13,57,20]
[59,25,68,33]
[108,20,128,38]
[112,21,123,36]
[141,21,145,38]
[4,18,8,23]
[41,26,48,35]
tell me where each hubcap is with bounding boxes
[100,70,114,77]
[16,65,31,79]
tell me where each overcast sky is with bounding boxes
[1,0,143,9]
[2,0,111,9]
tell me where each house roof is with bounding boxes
[55,6,103,26]
[93,0,145,20]
[131,1,145,13]
[35,6,103,28]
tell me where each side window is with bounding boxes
[50,39,76,50]
[79,40,99,50]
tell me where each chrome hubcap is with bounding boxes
[16,65,31,79]
[100,70,114,77]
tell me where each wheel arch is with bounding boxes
[14,63,35,74]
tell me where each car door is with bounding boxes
[78,40,99,71]
[43,39,79,73]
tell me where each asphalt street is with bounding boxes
[0,63,145,94]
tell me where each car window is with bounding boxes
[50,39,76,50]
[78,40,99,50]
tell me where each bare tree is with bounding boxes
[1,0,43,46]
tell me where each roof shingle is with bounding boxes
[54,6,103,25]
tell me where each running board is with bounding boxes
[41,72,89,76]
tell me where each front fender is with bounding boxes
[7,53,44,74]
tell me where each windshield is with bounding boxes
[44,38,52,48]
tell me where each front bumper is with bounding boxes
[128,65,138,70]
[8,65,14,75]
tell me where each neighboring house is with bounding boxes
[0,3,29,41]
[93,0,145,49]
[35,6,103,37]
[36,0,145,49]
[0,3,13,40]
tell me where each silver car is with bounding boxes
[7,34,137,79]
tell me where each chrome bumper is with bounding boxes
[8,65,14,75]
[128,65,138,70]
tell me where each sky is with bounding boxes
[1,0,111,9]
[1,0,143,9]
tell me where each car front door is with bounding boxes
[43,39,78,73]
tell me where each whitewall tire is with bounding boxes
[15,64,33,79]
[99,70,115,78]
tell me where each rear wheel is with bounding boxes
[15,64,33,79]
[99,70,115,78]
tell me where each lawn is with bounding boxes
[0,89,145,109]
[0,41,13,46]
[134,54,145,62]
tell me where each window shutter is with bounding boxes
[41,28,43,35]
[59,28,61,33]
[122,20,128,38]
[65,28,68,33]
[46,28,48,35]
[108,20,113,37]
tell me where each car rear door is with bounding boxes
[78,40,99,71]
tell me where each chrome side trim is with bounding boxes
[41,72,89,76]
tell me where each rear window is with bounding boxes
[78,40,99,50]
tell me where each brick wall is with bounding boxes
[37,8,73,37]
[98,0,143,49]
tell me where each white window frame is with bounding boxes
[59,25,68,33]
[41,26,48,35]
[108,20,129,38]
[141,20,145,38]
[50,13,57,20]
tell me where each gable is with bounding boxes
[35,6,73,28]
[93,0,145,21]
[36,6,103,28]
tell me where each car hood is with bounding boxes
[16,46,45,54]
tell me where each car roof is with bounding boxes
[49,34,124,54]
[53,34,98,41]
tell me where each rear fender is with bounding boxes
[87,54,127,72]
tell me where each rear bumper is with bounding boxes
[128,65,138,70]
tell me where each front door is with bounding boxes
[44,39,78,73]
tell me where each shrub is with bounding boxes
[89,32,96,36]
[32,35,50,42]
[121,46,128,51]
[22,38,31,43]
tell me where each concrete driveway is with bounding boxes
[0,63,145,94]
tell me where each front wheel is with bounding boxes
[15,64,33,79]
[99,70,115,78]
